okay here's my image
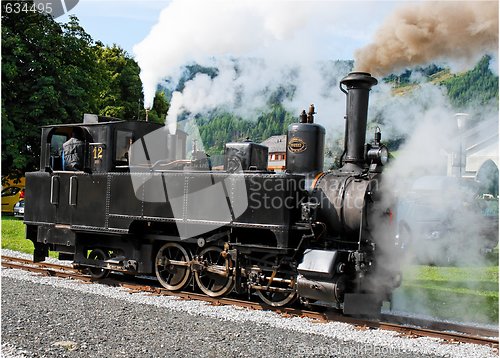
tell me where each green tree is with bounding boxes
[1,3,151,177]
[2,4,101,176]
[145,91,170,124]
[95,44,143,120]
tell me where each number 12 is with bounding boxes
[93,146,103,159]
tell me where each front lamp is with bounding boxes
[367,145,389,165]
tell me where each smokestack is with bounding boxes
[340,72,378,171]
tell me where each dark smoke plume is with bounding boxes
[355,1,498,76]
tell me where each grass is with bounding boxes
[2,216,498,323]
[1,215,57,258]
[393,262,499,324]
[1,216,33,253]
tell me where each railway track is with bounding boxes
[2,255,498,349]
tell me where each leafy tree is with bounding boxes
[144,91,170,124]
[95,44,143,120]
[1,3,155,177]
[2,4,100,176]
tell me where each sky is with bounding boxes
[57,0,171,56]
[56,0,401,60]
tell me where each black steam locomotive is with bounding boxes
[24,72,400,314]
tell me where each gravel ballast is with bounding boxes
[1,251,497,358]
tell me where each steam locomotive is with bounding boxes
[24,72,400,315]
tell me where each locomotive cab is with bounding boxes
[39,116,185,174]
[25,117,187,262]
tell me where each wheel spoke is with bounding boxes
[155,242,192,291]
[255,255,296,307]
[194,246,234,298]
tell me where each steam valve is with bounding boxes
[299,110,307,123]
[307,104,316,123]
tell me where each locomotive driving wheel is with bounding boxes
[155,242,192,291]
[86,249,110,279]
[256,255,297,307]
[194,246,234,297]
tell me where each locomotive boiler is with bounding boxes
[24,72,399,315]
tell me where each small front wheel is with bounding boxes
[86,249,110,279]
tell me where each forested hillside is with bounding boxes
[195,104,296,156]
[384,56,498,109]
[441,56,498,108]
[185,56,499,156]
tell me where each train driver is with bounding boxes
[62,130,84,171]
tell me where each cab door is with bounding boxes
[46,127,92,225]
[50,172,76,225]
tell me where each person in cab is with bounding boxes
[62,130,84,171]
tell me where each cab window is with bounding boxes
[48,132,70,171]
[51,134,68,156]
[115,130,133,166]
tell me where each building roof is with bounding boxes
[261,135,286,153]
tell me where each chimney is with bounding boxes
[340,72,378,171]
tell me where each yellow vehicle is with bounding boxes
[2,177,25,214]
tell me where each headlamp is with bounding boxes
[367,145,389,165]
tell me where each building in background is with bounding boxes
[448,115,498,196]
[261,135,286,171]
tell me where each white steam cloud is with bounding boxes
[159,57,352,136]
[369,80,498,323]
[134,0,315,109]
[133,0,399,118]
